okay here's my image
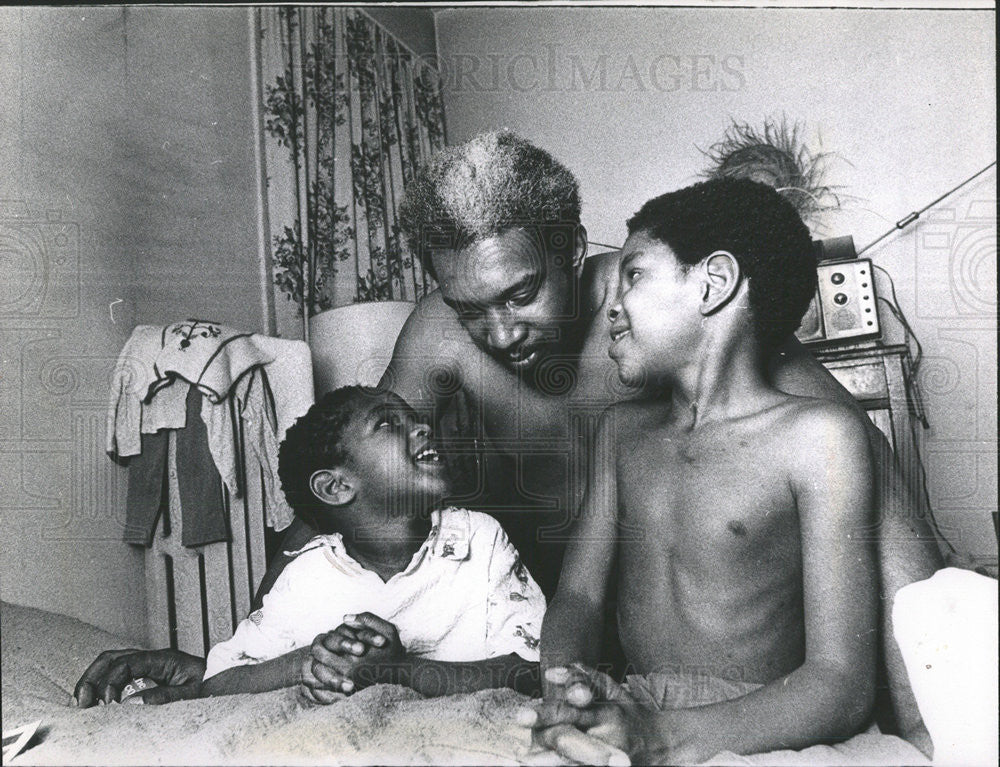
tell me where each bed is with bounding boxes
[3,597,954,767]
[1,600,535,766]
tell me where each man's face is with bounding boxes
[339,391,452,513]
[431,227,580,373]
[608,230,702,387]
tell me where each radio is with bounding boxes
[796,236,881,345]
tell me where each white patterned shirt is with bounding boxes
[204,507,545,679]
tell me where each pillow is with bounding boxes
[892,567,999,767]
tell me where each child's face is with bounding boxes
[339,391,452,512]
[608,230,702,386]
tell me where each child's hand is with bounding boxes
[300,636,355,704]
[324,612,403,662]
[339,613,405,688]
[517,698,645,767]
[542,664,600,706]
[302,613,406,702]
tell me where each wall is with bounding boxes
[436,7,997,562]
[0,7,263,640]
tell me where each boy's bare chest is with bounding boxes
[616,427,799,557]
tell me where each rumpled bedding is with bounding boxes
[1,601,533,766]
[2,600,930,766]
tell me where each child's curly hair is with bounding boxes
[278,386,377,527]
[399,131,581,278]
[627,178,816,350]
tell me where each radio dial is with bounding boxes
[833,293,849,305]
[831,272,846,285]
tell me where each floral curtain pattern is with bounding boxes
[257,7,445,336]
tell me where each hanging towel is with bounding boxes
[106,326,188,460]
[198,333,313,532]
[176,386,229,546]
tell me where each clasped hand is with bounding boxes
[299,612,405,704]
[517,665,666,767]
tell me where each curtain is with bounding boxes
[256,7,446,338]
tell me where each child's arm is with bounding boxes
[540,409,620,682]
[200,646,313,697]
[201,546,348,698]
[306,613,541,697]
[530,402,879,764]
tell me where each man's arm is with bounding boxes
[540,408,620,683]
[73,649,206,706]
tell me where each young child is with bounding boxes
[201,386,544,700]
[529,178,878,764]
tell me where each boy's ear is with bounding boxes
[699,250,742,315]
[309,468,356,507]
[572,225,588,277]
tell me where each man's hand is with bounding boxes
[517,665,666,767]
[73,649,206,707]
[300,613,406,704]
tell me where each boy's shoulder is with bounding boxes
[768,393,870,441]
[762,394,873,480]
[437,506,504,540]
[436,507,518,560]
[261,534,349,601]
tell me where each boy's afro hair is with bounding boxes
[278,385,376,524]
[627,177,816,349]
[398,131,581,278]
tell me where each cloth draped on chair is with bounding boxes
[255,6,445,338]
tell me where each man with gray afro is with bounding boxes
[399,130,582,274]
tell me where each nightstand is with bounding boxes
[813,343,931,515]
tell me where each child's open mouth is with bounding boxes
[413,445,444,466]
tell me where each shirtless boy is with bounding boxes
[533,179,878,764]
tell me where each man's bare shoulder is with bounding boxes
[581,250,623,312]
[393,290,475,357]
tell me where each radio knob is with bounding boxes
[831,272,846,285]
[833,292,849,305]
